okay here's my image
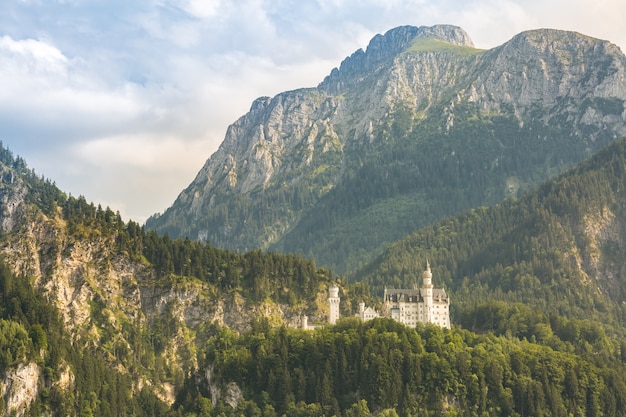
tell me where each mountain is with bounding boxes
[146,24,626,273]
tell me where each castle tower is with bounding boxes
[358,301,365,321]
[422,260,433,323]
[328,284,340,325]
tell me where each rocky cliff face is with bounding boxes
[0,363,40,417]
[154,25,479,219]
[472,30,626,122]
[146,25,626,272]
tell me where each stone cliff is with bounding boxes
[0,363,40,417]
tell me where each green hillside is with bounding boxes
[0,261,174,416]
[178,318,626,417]
[354,136,626,330]
[0,143,339,415]
[3,137,626,414]
[167,138,626,417]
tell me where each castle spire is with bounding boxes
[422,260,433,288]
[422,259,434,323]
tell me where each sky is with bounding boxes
[0,0,624,224]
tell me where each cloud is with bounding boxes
[0,42,144,148]
[174,0,223,19]
[0,35,68,74]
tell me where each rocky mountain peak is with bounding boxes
[476,28,626,117]
[492,28,624,66]
[319,24,473,91]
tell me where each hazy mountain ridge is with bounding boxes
[146,25,626,272]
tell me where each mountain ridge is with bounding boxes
[146,24,626,273]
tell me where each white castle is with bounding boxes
[325,261,451,329]
[381,261,450,329]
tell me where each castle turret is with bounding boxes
[328,284,340,325]
[357,301,365,321]
[422,260,433,323]
[423,260,433,288]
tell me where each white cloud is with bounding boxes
[176,0,222,19]
[72,134,207,171]
[0,36,68,75]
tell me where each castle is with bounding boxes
[326,261,451,329]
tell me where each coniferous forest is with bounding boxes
[178,317,626,417]
[168,139,626,416]
[2,131,626,415]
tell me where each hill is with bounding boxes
[173,138,626,417]
[146,25,626,273]
[355,136,626,331]
[0,143,338,415]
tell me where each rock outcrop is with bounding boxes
[1,363,40,417]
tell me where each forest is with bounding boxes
[175,317,626,417]
[355,136,626,331]
[2,136,626,415]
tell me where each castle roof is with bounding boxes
[384,288,424,303]
[433,288,449,301]
[383,287,449,303]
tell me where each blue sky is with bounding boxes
[0,0,625,223]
